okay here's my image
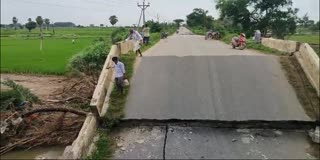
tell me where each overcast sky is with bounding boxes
[1,0,319,26]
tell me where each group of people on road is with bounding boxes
[126,24,150,57]
[108,25,150,94]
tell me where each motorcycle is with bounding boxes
[205,32,220,40]
[231,34,246,50]
[161,32,168,39]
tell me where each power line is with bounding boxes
[137,0,150,26]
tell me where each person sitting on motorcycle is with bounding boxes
[233,33,245,44]
[239,33,246,43]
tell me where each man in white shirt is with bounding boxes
[108,57,126,94]
[127,29,143,57]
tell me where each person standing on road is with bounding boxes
[142,24,150,45]
[127,29,143,57]
[254,30,261,43]
[107,57,126,94]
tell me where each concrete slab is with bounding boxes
[165,127,316,159]
[111,126,317,159]
[125,56,310,121]
[112,126,165,159]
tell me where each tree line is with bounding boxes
[1,15,120,30]
[185,0,320,39]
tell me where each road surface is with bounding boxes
[124,27,310,121]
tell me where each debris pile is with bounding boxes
[0,77,95,155]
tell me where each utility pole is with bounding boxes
[137,0,150,26]
[156,14,160,22]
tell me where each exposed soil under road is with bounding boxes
[1,74,69,100]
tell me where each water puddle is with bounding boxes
[1,146,65,159]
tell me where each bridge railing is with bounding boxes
[90,40,134,117]
[62,40,134,159]
[262,38,319,96]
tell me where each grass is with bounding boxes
[98,32,161,129]
[1,37,96,74]
[287,34,320,56]
[190,28,206,35]
[87,53,135,159]
[101,52,136,129]
[287,35,320,45]
[0,28,117,74]
[86,131,113,160]
[1,27,116,38]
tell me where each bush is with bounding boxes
[1,90,23,111]
[68,41,110,78]
[110,27,128,44]
[146,21,177,34]
[1,80,39,111]
[149,22,162,33]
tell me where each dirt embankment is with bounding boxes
[1,74,95,155]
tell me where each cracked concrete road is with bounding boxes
[124,27,310,121]
[112,126,317,159]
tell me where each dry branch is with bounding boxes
[22,108,87,117]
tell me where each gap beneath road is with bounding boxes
[118,119,317,130]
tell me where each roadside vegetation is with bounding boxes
[185,0,319,56]
[1,80,39,111]
[287,34,320,56]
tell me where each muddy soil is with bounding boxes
[1,74,69,100]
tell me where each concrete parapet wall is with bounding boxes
[262,38,319,95]
[262,38,298,53]
[295,43,320,95]
[118,40,134,54]
[61,40,135,159]
[61,113,97,159]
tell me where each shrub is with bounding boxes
[110,27,128,44]
[68,41,110,78]
[1,80,39,111]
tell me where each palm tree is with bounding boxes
[36,16,44,51]
[44,18,50,31]
[109,15,118,26]
[12,17,18,30]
